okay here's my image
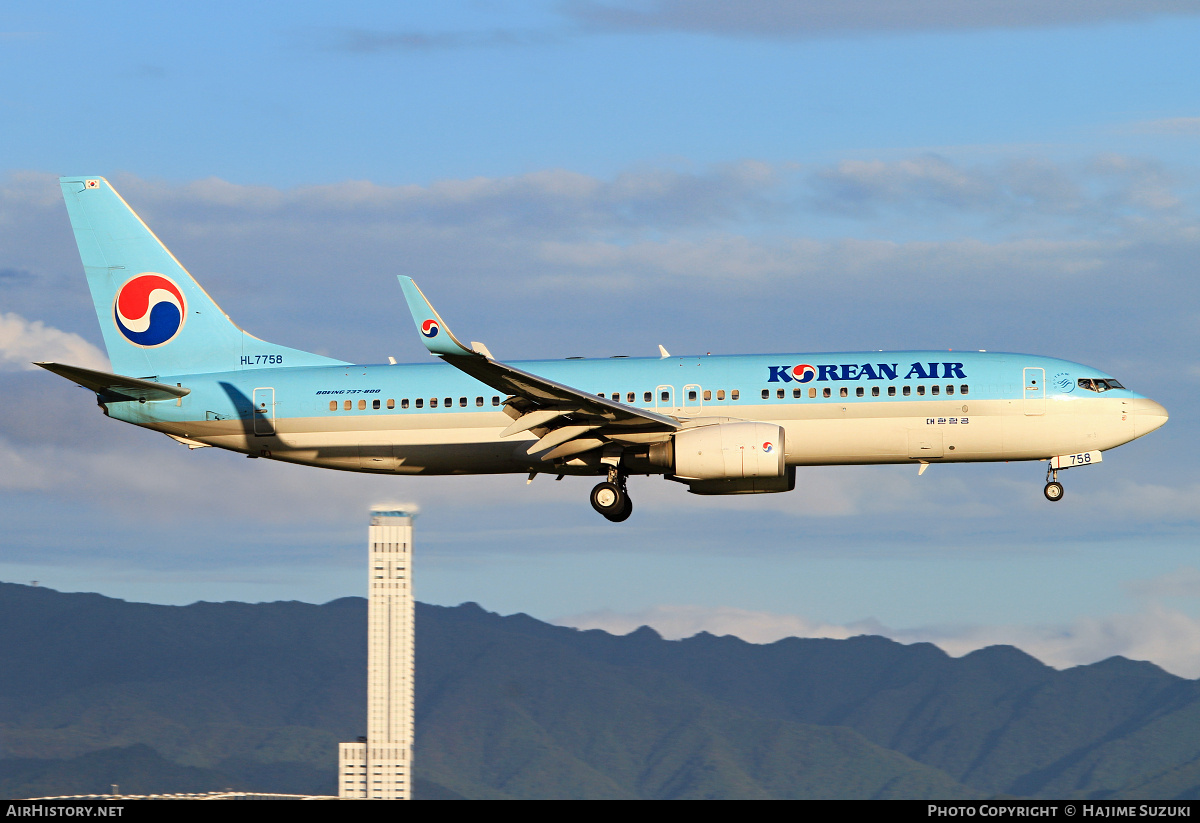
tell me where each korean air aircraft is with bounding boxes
[41,177,1168,522]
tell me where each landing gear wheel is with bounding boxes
[1044,481,1064,502]
[609,493,632,522]
[591,481,631,522]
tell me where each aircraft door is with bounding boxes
[655,385,677,414]
[908,429,944,459]
[253,387,275,435]
[1023,368,1045,416]
[358,443,397,471]
[683,384,703,414]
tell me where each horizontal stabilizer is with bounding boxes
[36,362,190,401]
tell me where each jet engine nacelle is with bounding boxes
[658,421,786,481]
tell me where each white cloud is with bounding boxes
[1126,566,1200,600]
[0,313,108,373]
[114,161,783,239]
[560,604,883,643]
[808,154,1184,222]
[557,602,1200,678]
[566,0,1200,37]
[0,439,56,491]
[1129,117,1200,136]
[305,3,1200,54]
[1077,481,1200,522]
[906,607,1200,679]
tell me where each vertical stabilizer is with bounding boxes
[59,176,347,377]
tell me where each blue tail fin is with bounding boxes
[59,176,348,377]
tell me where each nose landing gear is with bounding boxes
[1044,464,1065,502]
[591,467,632,522]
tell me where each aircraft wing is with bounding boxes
[36,362,191,402]
[397,277,680,460]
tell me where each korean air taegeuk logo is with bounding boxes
[113,273,186,347]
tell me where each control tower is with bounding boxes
[338,509,415,799]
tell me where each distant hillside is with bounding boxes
[0,582,1197,799]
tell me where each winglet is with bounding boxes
[397,276,484,358]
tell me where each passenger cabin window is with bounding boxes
[903,386,911,396]
[476,397,483,407]
[343,400,352,410]
[793,388,801,398]
[717,390,726,400]
[459,397,467,407]
[387,399,395,409]
[776,389,784,399]
[358,399,367,410]
[644,391,652,403]
[888,386,896,397]
[762,389,769,400]
[916,386,925,396]
[415,398,423,409]
[931,385,940,396]
[731,390,740,400]
[493,396,501,406]
[430,398,438,408]
[856,387,864,397]
[661,391,670,402]
[445,397,452,408]
[329,400,337,411]
[373,399,380,410]
[840,387,848,398]
[823,388,831,398]
[401,399,409,409]
[946,385,954,396]
[703,390,711,401]
[808,388,816,398]
[688,390,698,401]
[627,392,636,403]
[872,387,880,397]
[961,385,969,396]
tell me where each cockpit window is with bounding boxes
[1078,378,1125,393]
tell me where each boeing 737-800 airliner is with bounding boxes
[40,177,1168,521]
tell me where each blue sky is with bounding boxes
[3,1,1200,675]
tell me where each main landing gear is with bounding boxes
[1044,464,1065,502]
[591,468,632,522]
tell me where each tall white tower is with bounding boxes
[339,508,415,800]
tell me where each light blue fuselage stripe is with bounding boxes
[137,350,1137,426]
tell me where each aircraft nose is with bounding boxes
[1130,398,1169,437]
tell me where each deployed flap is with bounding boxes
[397,276,681,436]
[36,362,190,402]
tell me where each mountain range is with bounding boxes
[1,581,1198,799]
